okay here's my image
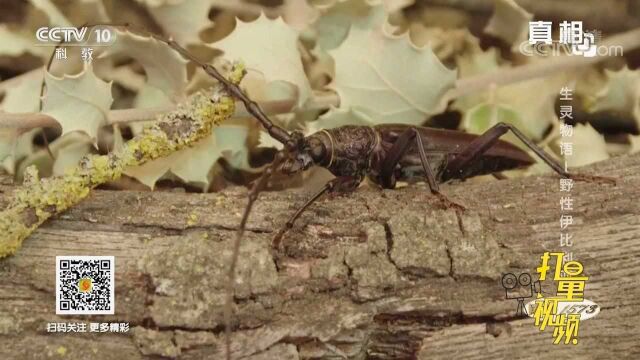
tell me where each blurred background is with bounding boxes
[1,0,639,194]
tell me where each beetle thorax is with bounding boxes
[318,125,379,178]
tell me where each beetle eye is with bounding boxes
[298,153,313,168]
[307,138,326,162]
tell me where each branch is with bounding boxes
[0,66,244,258]
[0,153,638,358]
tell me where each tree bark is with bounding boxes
[0,153,639,359]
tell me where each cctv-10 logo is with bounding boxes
[36,26,117,46]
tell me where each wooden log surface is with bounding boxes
[0,152,639,359]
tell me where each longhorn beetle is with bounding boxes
[101,25,614,359]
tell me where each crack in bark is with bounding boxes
[370,311,525,358]
[454,210,467,236]
[120,222,271,237]
[382,221,400,271]
[445,245,455,279]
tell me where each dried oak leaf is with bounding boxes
[142,0,214,45]
[329,25,456,125]
[41,64,113,143]
[212,14,313,108]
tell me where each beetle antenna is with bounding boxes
[92,23,297,150]
[159,37,296,150]
[223,150,286,359]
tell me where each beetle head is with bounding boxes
[279,134,327,175]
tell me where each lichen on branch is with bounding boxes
[0,64,246,258]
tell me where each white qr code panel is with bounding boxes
[56,256,115,315]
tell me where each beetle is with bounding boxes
[269,121,613,242]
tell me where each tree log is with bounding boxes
[0,153,639,359]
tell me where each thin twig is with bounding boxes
[0,93,339,130]
[450,28,640,99]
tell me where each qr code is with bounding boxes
[56,256,115,315]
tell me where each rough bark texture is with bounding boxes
[0,153,639,360]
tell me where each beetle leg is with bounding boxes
[380,128,465,211]
[443,122,616,185]
[272,176,360,248]
[492,172,508,180]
